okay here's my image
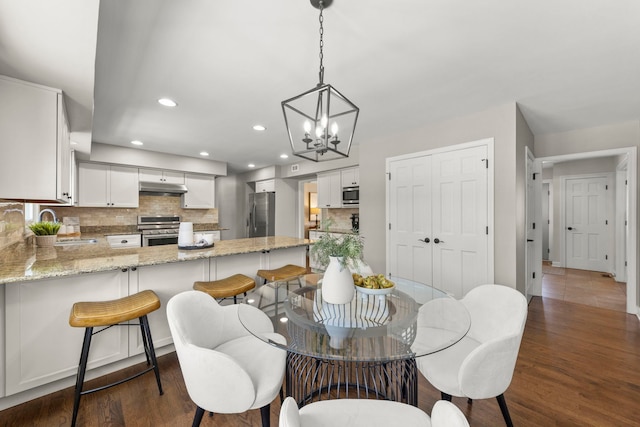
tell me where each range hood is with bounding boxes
[139,181,188,196]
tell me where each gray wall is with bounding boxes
[359,102,527,291]
[215,175,245,239]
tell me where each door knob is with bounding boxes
[418,238,430,243]
[567,227,574,230]
[434,238,444,244]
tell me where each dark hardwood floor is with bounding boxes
[3,296,640,426]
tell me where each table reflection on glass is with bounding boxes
[238,274,470,407]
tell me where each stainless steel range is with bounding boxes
[138,215,181,247]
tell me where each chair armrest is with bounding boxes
[458,334,522,399]
[178,343,256,413]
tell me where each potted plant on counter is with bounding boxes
[28,221,61,247]
[310,219,364,304]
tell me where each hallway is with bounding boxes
[541,261,627,311]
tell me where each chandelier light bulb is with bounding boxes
[315,126,323,138]
[321,115,328,128]
[331,122,338,136]
[304,120,312,134]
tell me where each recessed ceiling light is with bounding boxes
[248,163,256,168]
[200,151,209,156]
[280,154,289,159]
[158,98,177,107]
[253,125,266,131]
[131,140,144,146]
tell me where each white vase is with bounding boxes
[321,256,355,304]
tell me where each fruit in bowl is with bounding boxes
[352,273,395,290]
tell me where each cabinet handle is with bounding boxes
[122,268,128,272]
[121,240,128,244]
[131,267,137,271]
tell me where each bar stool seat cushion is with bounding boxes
[257,264,306,282]
[69,289,161,327]
[194,274,256,298]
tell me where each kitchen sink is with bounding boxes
[54,238,98,246]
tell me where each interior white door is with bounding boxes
[525,149,542,301]
[431,146,488,298]
[565,176,608,271]
[388,144,489,298]
[388,155,432,284]
[542,183,550,260]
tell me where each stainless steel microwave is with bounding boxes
[342,186,359,206]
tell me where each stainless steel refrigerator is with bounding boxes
[247,192,276,237]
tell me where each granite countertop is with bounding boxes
[0,236,310,285]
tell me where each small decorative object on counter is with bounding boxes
[28,221,61,247]
[177,222,194,247]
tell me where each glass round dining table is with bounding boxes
[238,273,471,407]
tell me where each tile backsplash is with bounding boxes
[0,200,25,250]
[51,195,218,232]
[323,208,359,230]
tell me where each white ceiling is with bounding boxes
[1,0,640,174]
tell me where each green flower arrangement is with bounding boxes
[310,219,364,269]
[28,221,61,236]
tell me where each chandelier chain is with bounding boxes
[318,1,324,84]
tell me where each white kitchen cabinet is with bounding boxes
[0,75,72,203]
[139,168,184,184]
[78,163,139,207]
[107,234,142,248]
[132,260,208,351]
[4,270,130,395]
[255,179,275,193]
[182,173,215,209]
[341,167,359,187]
[317,171,342,208]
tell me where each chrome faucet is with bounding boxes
[38,208,58,223]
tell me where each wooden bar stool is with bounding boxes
[69,289,163,427]
[194,274,256,304]
[257,264,307,285]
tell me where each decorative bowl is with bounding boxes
[355,283,395,296]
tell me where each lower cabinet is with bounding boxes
[132,259,208,351]
[4,270,130,395]
[2,246,305,397]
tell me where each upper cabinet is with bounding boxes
[0,75,72,203]
[255,179,275,193]
[341,167,359,187]
[182,174,215,209]
[139,168,184,184]
[78,163,139,207]
[317,171,342,208]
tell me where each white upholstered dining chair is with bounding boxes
[167,290,287,427]
[415,284,528,427]
[278,397,469,427]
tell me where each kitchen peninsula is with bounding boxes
[0,236,309,409]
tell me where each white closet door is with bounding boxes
[388,155,432,284]
[565,176,608,271]
[431,145,488,298]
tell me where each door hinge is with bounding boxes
[532,272,536,279]
[625,261,628,266]
[388,223,391,230]
[606,184,608,190]
[532,222,536,229]
[548,219,550,224]
[387,172,391,180]
[481,159,489,168]
[486,226,489,235]
[547,248,550,253]
[605,254,608,260]
[625,179,628,185]
[532,173,536,180]
[625,220,628,226]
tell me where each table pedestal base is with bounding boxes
[286,352,418,407]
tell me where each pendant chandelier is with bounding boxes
[281,0,359,162]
